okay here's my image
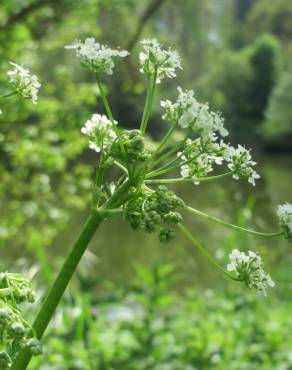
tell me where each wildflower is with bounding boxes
[277,203,292,241]
[65,38,129,74]
[139,39,182,83]
[227,249,275,296]
[178,139,226,184]
[81,114,117,152]
[161,87,228,140]
[7,62,41,104]
[225,145,260,186]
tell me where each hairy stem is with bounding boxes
[11,211,105,370]
[185,206,284,237]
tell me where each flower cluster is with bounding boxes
[161,88,260,185]
[81,114,117,153]
[277,203,292,241]
[124,186,184,243]
[7,62,41,104]
[179,138,227,184]
[0,273,42,369]
[161,87,228,140]
[139,39,182,83]
[227,249,275,296]
[225,145,260,186]
[65,38,129,74]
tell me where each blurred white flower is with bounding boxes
[227,249,275,296]
[277,203,292,241]
[139,39,182,83]
[81,113,116,152]
[65,38,129,74]
[7,62,41,104]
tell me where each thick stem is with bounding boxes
[11,211,104,370]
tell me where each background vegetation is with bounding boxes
[1,0,292,369]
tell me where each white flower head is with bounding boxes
[227,249,275,296]
[225,145,260,186]
[277,203,292,241]
[81,114,117,152]
[139,39,182,83]
[7,62,41,104]
[161,87,229,141]
[65,38,129,75]
[178,138,227,184]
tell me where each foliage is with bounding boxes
[29,264,292,370]
[262,69,292,146]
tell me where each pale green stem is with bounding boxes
[140,69,157,135]
[185,205,284,237]
[144,171,233,185]
[151,120,178,158]
[96,75,126,157]
[148,138,187,170]
[177,223,239,281]
[113,160,128,174]
[0,91,16,99]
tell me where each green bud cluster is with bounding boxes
[0,273,42,369]
[124,185,184,243]
[112,130,151,163]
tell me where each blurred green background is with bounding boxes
[1,0,292,369]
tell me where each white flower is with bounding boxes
[81,114,117,152]
[7,62,41,104]
[161,87,228,141]
[65,38,129,74]
[277,203,292,241]
[225,145,260,186]
[139,39,182,83]
[178,138,227,184]
[227,249,275,296]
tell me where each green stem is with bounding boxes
[185,205,284,237]
[96,75,126,157]
[0,91,16,99]
[144,171,233,184]
[148,138,186,170]
[113,160,128,174]
[11,211,104,370]
[177,223,239,281]
[152,120,178,158]
[140,70,157,135]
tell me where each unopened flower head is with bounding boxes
[227,249,275,296]
[7,62,41,104]
[0,272,42,365]
[277,203,292,241]
[225,145,260,186]
[65,38,129,74]
[139,39,182,83]
[81,114,117,152]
